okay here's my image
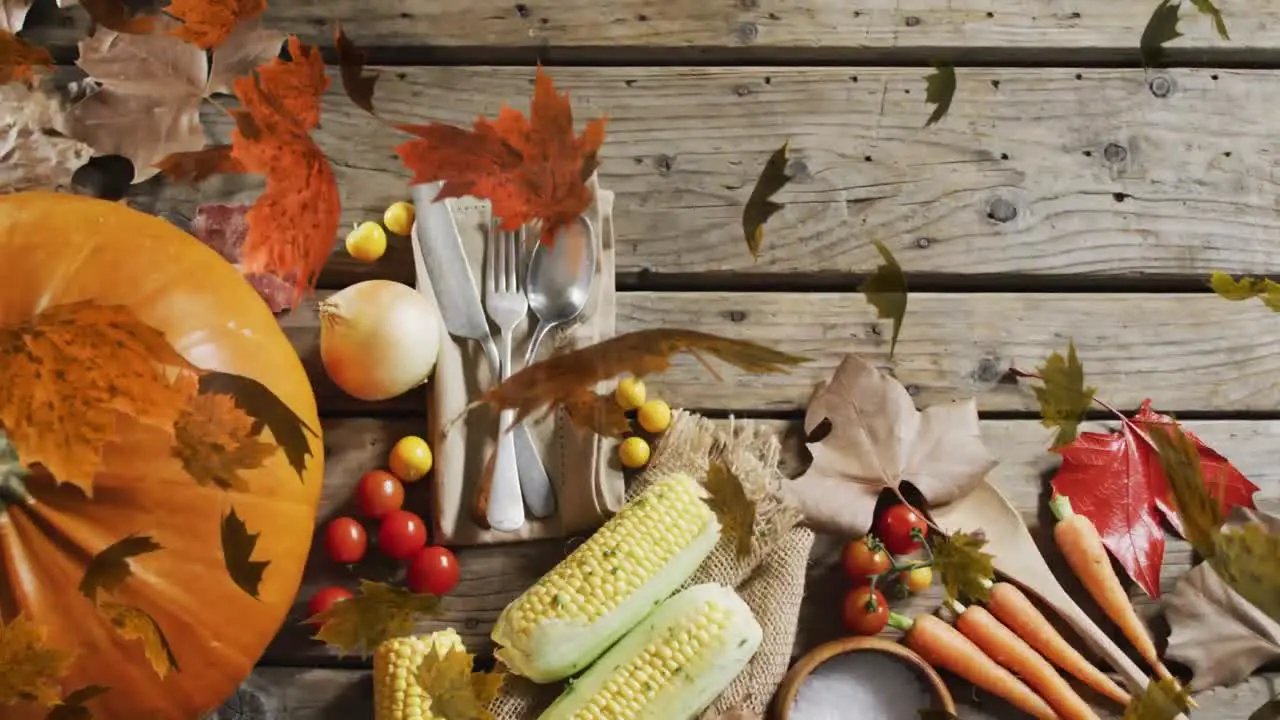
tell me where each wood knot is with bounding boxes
[734,21,759,43]
[1103,143,1128,163]
[213,685,270,720]
[465,617,481,629]
[735,84,752,97]
[514,3,531,17]
[971,356,1005,384]
[785,158,811,181]
[905,384,921,397]
[986,197,1018,223]
[905,15,921,26]
[738,0,759,8]
[915,237,931,249]
[1148,75,1173,98]
[724,310,748,323]
[654,154,674,175]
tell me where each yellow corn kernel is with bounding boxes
[373,629,465,720]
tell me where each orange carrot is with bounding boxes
[889,612,1060,720]
[1051,495,1173,681]
[984,580,1131,706]
[949,600,1099,720]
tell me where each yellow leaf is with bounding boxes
[79,534,163,603]
[0,300,195,495]
[1209,271,1280,312]
[0,614,73,707]
[173,383,276,492]
[97,601,179,678]
[308,580,443,657]
[1148,423,1221,558]
[1123,677,1190,720]
[856,240,908,359]
[1029,340,1096,449]
[931,530,995,603]
[418,645,504,720]
[1215,520,1280,624]
[741,141,791,260]
[702,460,757,559]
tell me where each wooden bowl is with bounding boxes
[772,637,956,719]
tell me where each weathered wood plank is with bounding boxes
[272,417,1280,667]
[133,66,1280,287]
[27,1,1279,57]
[284,290,1280,415]
[225,666,1280,720]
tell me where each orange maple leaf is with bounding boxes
[229,35,340,299]
[0,31,52,84]
[155,145,247,183]
[395,66,606,247]
[172,380,276,492]
[167,0,266,49]
[0,301,195,496]
[77,0,156,35]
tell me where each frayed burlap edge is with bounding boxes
[489,411,815,719]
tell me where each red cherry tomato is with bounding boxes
[842,536,892,583]
[875,504,929,555]
[407,546,461,595]
[378,510,427,560]
[306,586,354,623]
[842,585,890,636]
[356,469,405,519]
[324,517,367,564]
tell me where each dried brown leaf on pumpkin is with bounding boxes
[0,300,195,495]
[0,29,51,83]
[418,646,505,720]
[0,82,94,194]
[471,329,808,433]
[396,65,605,248]
[786,355,997,537]
[221,505,270,598]
[561,389,631,439]
[79,534,163,603]
[198,370,319,478]
[46,684,111,720]
[167,0,266,50]
[0,614,74,707]
[702,460,757,559]
[741,141,790,260]
[307,579,443,657]
[96,601,180,678]
[173,378,276,492]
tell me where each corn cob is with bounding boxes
[536,583,762,720]
[373,628,466,720]
[492,473,721,683]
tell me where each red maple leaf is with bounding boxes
[228,35,340,299]
[394,66,606,247]
[1050,399,1259,598]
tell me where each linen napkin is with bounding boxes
[411,177,623,545]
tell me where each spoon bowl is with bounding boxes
[524,215,597,364]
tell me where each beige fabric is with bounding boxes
[412,177,623,545]
[490,411,816,719]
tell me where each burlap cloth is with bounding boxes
[489,411,816,719]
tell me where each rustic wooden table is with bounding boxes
[31,1,1280,717]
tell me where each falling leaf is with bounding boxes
[1215,520,1280,625]
[199,370,318,479]
[2,0,33,33]
[1140,0,1182,67]
[1123,677,1190,720]
[857,240,907,359]
[174,384,277,491]
[417,645,504,720]
[334,23,377,114]
[0,29,51,83]
[1189,0,1229,40]
[1051,400,1259,598]
[308,580,443,657]
[1209,271,1280,311]
[167,0,266,49]
[0,300,195,494]
[1163,561,1280,690]
[560,389,631,438]
[0,614,73,706]
[703,460,757,559]
[787,355,997,536]
[221,506,270,598]
[923,63,956,127]
[740,141,790,260]
[476,329,808,432]
[46,685,111,720]
[1023,340,1096,449]
[0,82,94,194]
[77,0,155,35]
[227,35,341,299]
[396,65,606,248]
[930,531,995,602]
[205,20,285,96]
[79,534,163,603]
[97,601,179,678]
[154,145,246,183]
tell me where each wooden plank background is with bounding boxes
[18,0,1280,717]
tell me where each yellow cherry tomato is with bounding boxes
[900,565,933,593]
[615,376,646,410]
[383,201,415,236]
[618,436,651,469]
[345,221,387,262]
[637,399,672,434]
[389,435,432,482]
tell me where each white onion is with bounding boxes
[319,280,441,401]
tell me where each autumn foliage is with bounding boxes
[167,0,266,49]
[0,30,52,84]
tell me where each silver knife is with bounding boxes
[411,183,556,522]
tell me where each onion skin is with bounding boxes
[320,280,441,401]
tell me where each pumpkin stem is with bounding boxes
[0,430,33,513]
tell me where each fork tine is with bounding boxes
[485,216,496,296]
[508,227,521,291]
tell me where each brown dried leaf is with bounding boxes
[334,23,377,114]
[787,355,997,536]
[79,534,163,603]
[703,460,756,559]
[0,83,94,194]
[479,329,808,432]
[96,601,179,678]
[1163,561,1280,690]
[173,384,275,492]
[560,389,630,438]
[206,19,284,96]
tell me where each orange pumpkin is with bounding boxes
[0,193,324,719]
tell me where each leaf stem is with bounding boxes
[886,612,914,632]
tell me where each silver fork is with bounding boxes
[484,222,528,532]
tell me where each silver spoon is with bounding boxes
[511,215,597,518]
